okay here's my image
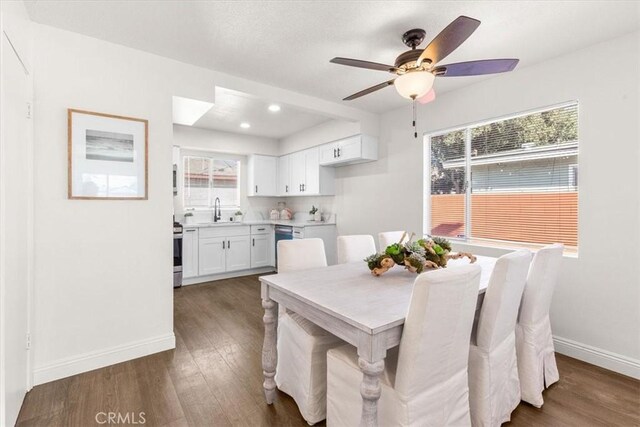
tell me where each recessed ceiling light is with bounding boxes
[268,104,281,112]
[240,122,251,129]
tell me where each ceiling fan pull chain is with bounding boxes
[412,97,418,139]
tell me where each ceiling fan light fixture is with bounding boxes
[394,71,435,99]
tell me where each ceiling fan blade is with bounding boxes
[416,16,481,66]
[434,58,519,76]
[343,79,395,101]
[331,57,397,73]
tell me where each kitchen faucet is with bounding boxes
[213,197,221,222]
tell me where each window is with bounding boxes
[183,155,240,209]
[425,102,578,252]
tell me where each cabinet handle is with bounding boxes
[337,147,341,157]
[333,148,337,158]
[302,183,305,192]
[257,228,265,231]
[252,238,255,246]
[299,184,302,192]
[255,185,258,193]
[228,240,231,249]
[185,229,195,232]
[223,241,225,249]
[285,185,288,193]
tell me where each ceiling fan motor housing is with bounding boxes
[395,49,430,70]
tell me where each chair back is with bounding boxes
[476,250,531,351]
[337,235,376,264]
[378,231,405,251]
[277,238,327,273]
[518,244,564,326]
[395,264,482,398]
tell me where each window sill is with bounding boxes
[447,238,578,259]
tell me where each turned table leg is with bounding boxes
[358,357,385,427]
[262,297,278,404]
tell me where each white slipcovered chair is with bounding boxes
[378,230,405,250]
[468,249,531,427]
[327,264,482,426]
[336,235,377,264]
[516,243,564,407]
[275,238,343,425]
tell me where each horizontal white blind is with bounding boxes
[428,103,579,251]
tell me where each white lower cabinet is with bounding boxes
[183,228,199,278]
[198,237,226,276]
[185,225,274,283]
[226,235,251,272]
[251,234,270,268]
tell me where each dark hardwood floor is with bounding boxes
[16,275,640,426]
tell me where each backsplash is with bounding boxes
[179,196,335,224]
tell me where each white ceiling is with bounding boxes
[25,1,640,113]
[192,87,331,139]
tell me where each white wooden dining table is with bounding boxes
[259,255,497,427]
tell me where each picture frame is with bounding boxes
[68,109,148,200]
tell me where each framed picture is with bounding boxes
[68,109,148,199]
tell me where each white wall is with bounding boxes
[0,1,33,423]
[279,119,362,155]
[334,31,640,377]
[30,25,220,384]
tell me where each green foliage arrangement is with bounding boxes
[364,232,476,276]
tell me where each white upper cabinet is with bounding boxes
[247,154,278,196]
[286,148,334,196]
[277,155,291,196]
[318,134,378,167]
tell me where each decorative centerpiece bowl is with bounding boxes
[365,232,476,276]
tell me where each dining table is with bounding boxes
[259,255,498,427]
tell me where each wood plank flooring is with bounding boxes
[16,275,640,426]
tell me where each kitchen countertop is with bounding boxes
[183,219,336,229]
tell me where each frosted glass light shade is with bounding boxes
[394,71,435,99]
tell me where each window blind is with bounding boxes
[427,102,579,251]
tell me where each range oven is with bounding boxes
[173,221,183,288]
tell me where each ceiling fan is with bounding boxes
[330,16,519,103]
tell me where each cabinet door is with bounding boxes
[250,155,277,196]
[198,237,226,276]
[319,143,339,165]
[226,235,251,272]
[289,151,306,195]
[337,135,361,161]
[277,155,291,196]
[304,148,320,194]
[183,229,199,278]
[251,234,270,268]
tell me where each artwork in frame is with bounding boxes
[68,109,148,199]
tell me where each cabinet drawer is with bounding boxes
[251,225,272,235]
[199,225,250,238]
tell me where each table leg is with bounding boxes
[358,357,385,427]
[261,297,278,404]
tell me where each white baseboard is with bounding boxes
[182,266,275,286]
[553,335,640,379]
[33,333,175,385]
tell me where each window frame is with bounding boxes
[182,151,242,211]
[423,100,579,252]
